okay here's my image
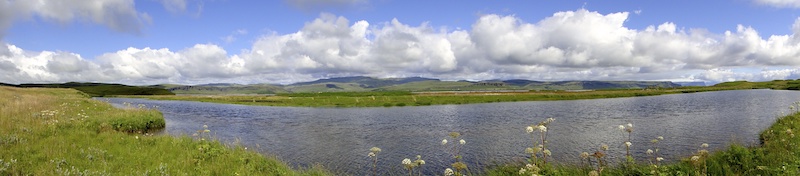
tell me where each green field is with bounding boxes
[4,80,800,175]
[125,80,800,108]
[0,86,327,175]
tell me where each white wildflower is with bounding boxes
[459,139,466,145]
[526,126,534,133]
[646,149,654,155]
[402,158,411,165]
[625,141,632,147]
[444,168,454,176]
[701,143,709,148]
[656,157,664,161]
[618,125,625,131]
[691,156,700,162]
[657,136,664,140]
[580,152,590,159]
[442,139,448,145]
[627,123,633,128]
[538,125,547,132]
[368,152,375,157]
[543,149,551,156]
[370,147,382,153]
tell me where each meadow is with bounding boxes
[127,86,742,108]
[0,86,327,175]
[4,82,800,175]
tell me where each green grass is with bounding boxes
[0,86,329,175]
[126,80,800,108]
[480,111,800,176]
[10,82,175,97]
[126,85,739,107]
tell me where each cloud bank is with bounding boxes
[0,0,150,37]
[3,8,800,85]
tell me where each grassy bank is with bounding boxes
[126,80,800,108]
[0,86,328,175]
[126,84,746,108]
[481,112,800,176]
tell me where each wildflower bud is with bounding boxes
[442,139,448,145]
[370,147,382,153]
[618,125,625,131]
[525,163,536,170]
[418,160,425,165]
[627,123,633,128]
[589,170,599,176]
[601,144,609,151]
[657,136,664,140]
[580,152,590,159]
[203,124,208,129]
[459,139,466,145]
[526,126,534,133]
[656,157,664,161]
[525,148,535,154]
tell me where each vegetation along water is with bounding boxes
[2,80,800,175]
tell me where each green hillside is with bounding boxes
[158,77,686,94]
[5,82,174,97]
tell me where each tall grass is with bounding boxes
[0,86,329,175]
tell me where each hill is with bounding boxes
[161,76,683,94]
[1,82,174,97]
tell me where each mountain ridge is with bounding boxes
[163,76,684,94]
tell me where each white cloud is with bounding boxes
[755,0,800,8]
[221,29,248,44]
[4,9,800,85]
[0,0,151,37]
[160,0,187,13]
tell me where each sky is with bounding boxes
[2,0,800,85]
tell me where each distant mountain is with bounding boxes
[133,76,686,94]
[290,76,439,88]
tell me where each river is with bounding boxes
[98,89,800,175]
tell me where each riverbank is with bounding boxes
[124,80,799,107]
[0,86,328,175]
[483,110,800,175]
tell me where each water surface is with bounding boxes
[99,89,800,175]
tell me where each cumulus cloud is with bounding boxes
[4,9,800,85]
[755,0,800,8]
[0,0,150,37]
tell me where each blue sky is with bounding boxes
[2,0,800,85]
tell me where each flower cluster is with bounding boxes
[525,118,554,165]
[368,147,381,176]
[618,123,634,158]
[401,155,425,176]
[443,132,467,176]
[691,143,710,175]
